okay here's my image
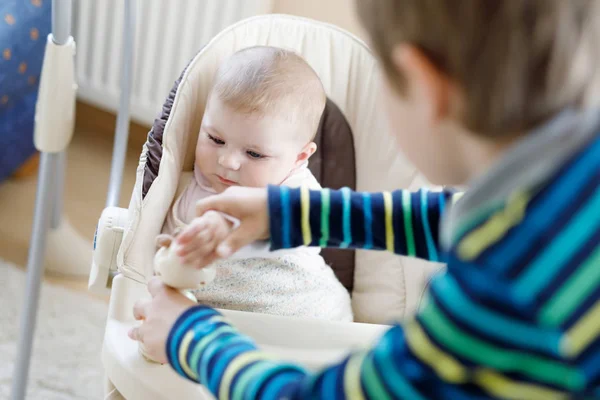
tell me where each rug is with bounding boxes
[0,259,108,399]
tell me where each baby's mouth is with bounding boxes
[216,175,237,186]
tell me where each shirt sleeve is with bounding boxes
[166,254,570,400]
[267,185,460,262]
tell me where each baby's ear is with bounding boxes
[296,141,317,166]
[155,234,173,248]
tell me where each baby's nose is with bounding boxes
[218,153,241,170]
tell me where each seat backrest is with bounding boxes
[120,14,443,324]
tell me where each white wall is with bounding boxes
[272,0,367,40]
[75,0,369,126]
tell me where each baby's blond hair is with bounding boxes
[210,46,326,141]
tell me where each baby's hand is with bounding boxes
[195,187,269,258]
[175,211,232,268]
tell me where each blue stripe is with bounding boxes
[514,186,600,301]
[228,361,262,400]
[444,253,536,317]
[438,385,491,400]
[421,189,439,262]
[205,336,255,392]
[169,308,218,377]
[261,370,304,400]
[488,139,600,271]
[244,362,275,400]
[231,361,270,400]
[431,274,562,355]
[202,332,241,386]
[280,186,291,248]
[362,192,373,249]
[321,366,339,399]
[247,366,304,400]
[582,349,600,381]
[340,187,352,248]
[188,322,233,376]
[333,356,351,398]
[244,364,273,400]
[373,330,426,400]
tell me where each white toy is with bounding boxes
[153,233,216,291]
[139,233,217,363]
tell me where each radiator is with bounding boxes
[72,0,274,126]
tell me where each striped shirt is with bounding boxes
[166,113,600,399]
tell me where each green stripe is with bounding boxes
[539,246,600,327]
[362,352,393,400]
[420,301,584,390]
[402,191,416,256]
[319,189,330,247]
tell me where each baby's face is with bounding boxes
[195,96,308,193]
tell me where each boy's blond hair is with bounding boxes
[357,0,600,137]
[210,46,326,141]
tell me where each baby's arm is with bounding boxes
[175,211,233,268]
[269,186,461,262]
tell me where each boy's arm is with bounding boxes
[167,262,566,399]
[167,306,443,399]
[268,185,460,262]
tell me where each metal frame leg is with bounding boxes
[106,0,136,208]
[51,151,66,229]
[51,0,71,44]
[10,1,73,399]
[10,154,58,400]
[49,0,71,229]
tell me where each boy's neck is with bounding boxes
[457,131,521,184]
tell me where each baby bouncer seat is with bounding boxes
[90,13,443,400]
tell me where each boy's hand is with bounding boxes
[175,210,232,268]
[128,277,195,364]
[195,187,269,260]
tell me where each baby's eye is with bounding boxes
[207,134,225,145]
[246,150,264,159]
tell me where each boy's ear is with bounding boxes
[390,44,454,122]
[295,142,317,166]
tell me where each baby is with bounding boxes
[159,46,352,321]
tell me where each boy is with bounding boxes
[130,1,600,398]
[159,45,352,321]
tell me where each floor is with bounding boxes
[0,102,148,297]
